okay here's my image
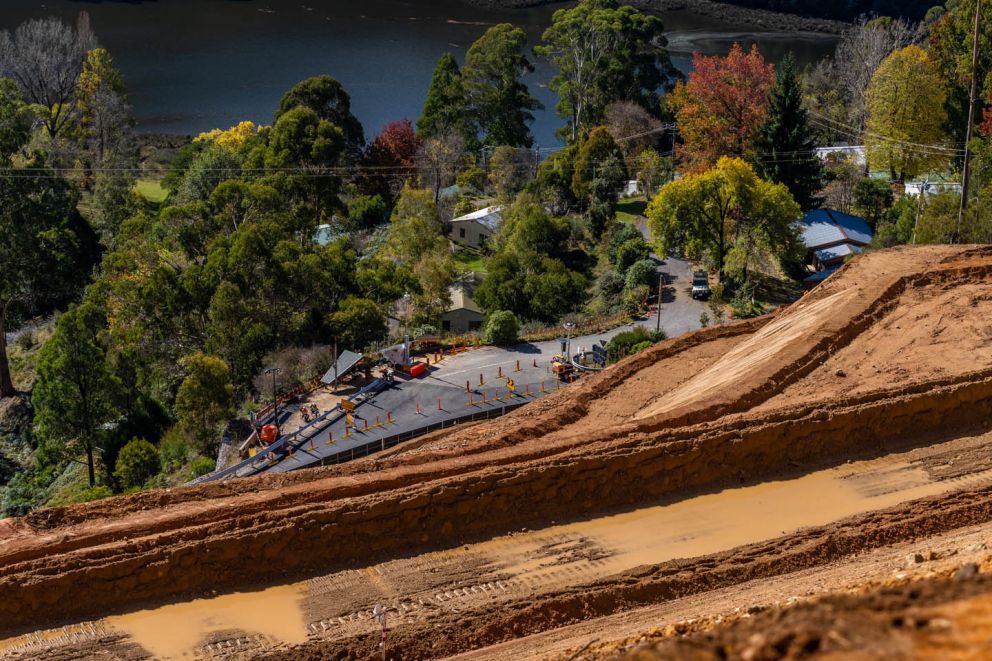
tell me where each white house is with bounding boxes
[449,206,502,249]
[816,145,866,167]
[904,179,962,198]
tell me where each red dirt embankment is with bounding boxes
[3,246,992,634]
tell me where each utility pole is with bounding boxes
[563,321,575,363]
[957,0,983,240]
[265,367,282,436]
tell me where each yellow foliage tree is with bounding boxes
[194,120,263,151]
[865,45,951,182]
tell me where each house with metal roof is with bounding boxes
[449,206,502,249]
[801,208,873,273]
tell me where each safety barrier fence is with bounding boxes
[192,378,387,484]
[309,402,528,468]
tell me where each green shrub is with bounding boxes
[606,326,665,364]
[483,310,520,346]
[347,194,389,230]
[159,430,193,473]
[188,456,215,480]
[615,238,650,273]
[114,438,161,490]
[730,281,766,319]
[456,166,486,193]
[597,270,625,306]
[625,260,657,291]
[76,485,113,503]
[622,284,650,316]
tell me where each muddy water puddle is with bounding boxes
[484,458,985,582]
[105,584,307,659]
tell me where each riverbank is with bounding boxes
[465,0,848,34]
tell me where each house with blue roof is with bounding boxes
[800,208,874,286]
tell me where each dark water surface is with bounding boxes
[0,0,837,147]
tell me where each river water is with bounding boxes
[0,0,838,147]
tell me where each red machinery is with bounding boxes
[259,424,279,444]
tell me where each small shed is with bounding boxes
[449,206,502,249]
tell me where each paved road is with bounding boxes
[255,256,708,475]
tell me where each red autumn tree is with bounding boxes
[670,43,775,171]
[357,119,423,202]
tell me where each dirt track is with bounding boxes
[5,245,992,659]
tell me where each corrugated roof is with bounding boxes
[801,209,873,250]
[815,243,863,263]
[452,205,502,233]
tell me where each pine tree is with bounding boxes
[757,54,824,210]
[417,53,469,141]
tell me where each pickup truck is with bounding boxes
[691,271,711,300]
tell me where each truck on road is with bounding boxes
[691,271,711,300]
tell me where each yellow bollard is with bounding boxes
[525,383,530,396]
[326,432,335,445]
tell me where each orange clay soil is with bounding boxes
[5,245,992,639]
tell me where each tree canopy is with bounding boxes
[536,0,678,143]
[461,24,541,147]
[417,53,471,142]
[865,45,950,182]
[756,54,823,210]
[647,157,801,282]
[276,75,365,159]
[670,43,775,171]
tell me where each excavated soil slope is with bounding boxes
[5,245,992,649]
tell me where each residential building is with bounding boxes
[800,208,874,286]
[441,278,485,334]
[449,206,501,249]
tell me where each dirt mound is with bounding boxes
[6,245,992,654]
[611,558,992,661]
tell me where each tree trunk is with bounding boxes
[86,444,96,487]
[0,306,14,398]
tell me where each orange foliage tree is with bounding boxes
[670,43,774,171]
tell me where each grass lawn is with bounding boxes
[453,247,487,274]
[135,179,168,204]
[616,197,648,223]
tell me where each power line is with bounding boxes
[808,110,965,155]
